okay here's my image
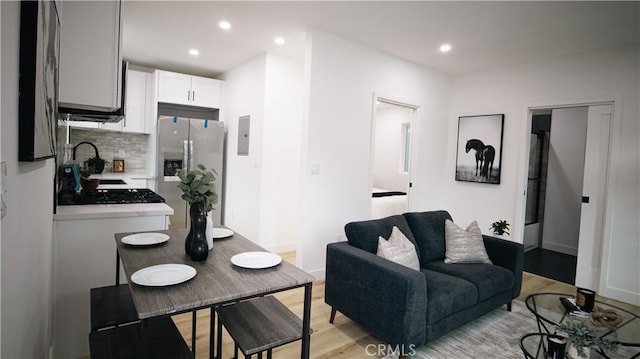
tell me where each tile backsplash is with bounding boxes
[70,129,149,174]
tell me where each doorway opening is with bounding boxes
[370,97,417,219]
[522,104,612,289]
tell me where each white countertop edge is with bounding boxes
[54,203,174,221]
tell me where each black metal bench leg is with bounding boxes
[267,349,273,359]
[507,301,512,312]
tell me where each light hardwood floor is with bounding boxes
[171,251,638,359]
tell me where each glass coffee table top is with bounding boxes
[524,293,640,358]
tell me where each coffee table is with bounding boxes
[524,292,640,358]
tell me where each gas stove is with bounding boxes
[59,188,166,205]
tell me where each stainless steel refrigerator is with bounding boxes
[157,115,224,228]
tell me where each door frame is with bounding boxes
[369,93,419,212]
[515,97,620,294]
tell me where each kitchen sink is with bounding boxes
[99,179,127,185]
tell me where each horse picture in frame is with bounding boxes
[455,114,504,184]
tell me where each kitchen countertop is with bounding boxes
[54,203,174,221]
[91,172,153,180]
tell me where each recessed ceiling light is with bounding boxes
[439,43,452,53]
[274,37,285,45]
[219,21,231,30]
[189,49,199,56]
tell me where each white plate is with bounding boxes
[231,252,282,269]
[211,227,234,239]
[131,264,196,286]
[121,233,169,246]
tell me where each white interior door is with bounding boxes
[575,104,612,290]
[370,98,417,219]
[541,107,588,255]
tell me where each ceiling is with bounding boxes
[122,1,640,78]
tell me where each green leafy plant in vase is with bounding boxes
[557,320,618,359]
[177,164,218,261]
[490,220,510,236]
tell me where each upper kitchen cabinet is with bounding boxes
[122,70,152,133]
[59,1,123,111]
[68,70,152,134]
[157,70,222,109]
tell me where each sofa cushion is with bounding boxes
[403,211,452,266]
[424,261,514,302]
[421,269,478,324]
[345,215,420,260]
[444,220,492,264]
[376,226,420,271]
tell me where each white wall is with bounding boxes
[373,105,411,192]
[1,2,55,357]
[221,53,304,253]
[260,54,304,253]
[299,29,451,277]
[220,55,266,243]
[541,107,588,255]
[447,46,639,304]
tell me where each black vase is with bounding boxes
[186,202,209,261]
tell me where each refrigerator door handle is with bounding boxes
[183,140,189,171]
[189,140,194,170]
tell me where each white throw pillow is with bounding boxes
[376,226,420,271]
[444,219,493,264]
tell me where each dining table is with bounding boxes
[115,228,315,359]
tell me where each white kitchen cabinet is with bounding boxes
[53,208,171,358]
[157,70,221,109]
[67,70,151,134]
[59,1,123,111]
[122,70,152,133]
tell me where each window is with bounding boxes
[401,123,411,173]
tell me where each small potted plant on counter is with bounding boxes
[78,163,100,190]
[490,219,510,238]
[84,156,108,174]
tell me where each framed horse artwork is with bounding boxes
[455,114,504,184]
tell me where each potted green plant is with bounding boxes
[84,156,108,174]
[557,320,618,359]
[490,220,510,236]
[177,164,218,261]
[78,163,100,190]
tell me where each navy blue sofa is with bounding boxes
[325,211,524,352]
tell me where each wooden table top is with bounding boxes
[115,229,315,319]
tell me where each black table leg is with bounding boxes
[210,306,216,359]
[192,311,197,357]
[217,307,223,359]
[141,318,148,359]
[301,283,312,359]
[115,250,120,285]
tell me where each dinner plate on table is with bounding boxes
[131,264,196,286]
[231,251,282,269]
[211,227,234,239]
[121,232,169,246]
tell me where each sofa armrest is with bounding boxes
[325,242,427,347]
[483,235,524,299]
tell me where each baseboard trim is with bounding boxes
[541,241,577,256]
[308,267,325,281]
[600,284,640,306]
[264,242,297,254]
